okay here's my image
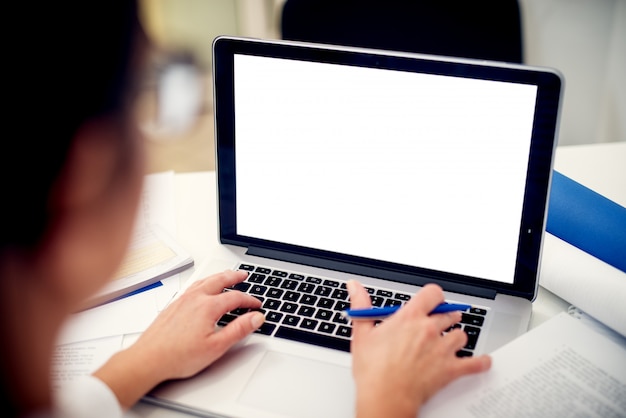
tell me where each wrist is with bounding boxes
[355,384,422,418]
[93,345,165,410]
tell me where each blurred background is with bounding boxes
[137,0,625,174]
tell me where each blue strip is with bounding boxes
[110,281,163,303]
[547,171,626,273]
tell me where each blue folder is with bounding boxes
[546,171,626,273]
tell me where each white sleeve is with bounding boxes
[54,375,132,418]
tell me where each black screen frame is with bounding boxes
[212,36,563,301]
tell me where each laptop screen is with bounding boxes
[214,37,562,298]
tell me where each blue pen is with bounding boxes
[342,302,471,320]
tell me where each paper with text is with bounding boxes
[421,312,626,417]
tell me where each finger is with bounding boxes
[196,270,249,295]
[431,311,463,332]
[442,328,469,353]
[450,354,492,379]
[346,280,372,310]
[399,283,445,318]
[346,280,376,336]
[211,290,262,318]
[210,311,265,358]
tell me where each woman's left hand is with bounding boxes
[93,269,263,409]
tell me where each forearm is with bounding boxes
[92,345,166,410]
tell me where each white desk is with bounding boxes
[132,141,626,417]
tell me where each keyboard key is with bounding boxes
[239,264,255,271]
[232,282,251,292]
[266,312,283,323]
[470,307,487,316]
[289,273,305,280]
[332,312,348,324]
[317,298,334,309]
[384,299,403,307]
[249,273,266,283]
[280,302,298,313]
[314,286,332,297]
[254,322,276,335]
[217,313,237,326]
[376,289,393,298]
[323,279,340,287]
[370,296,384,307]
[267,288,284,299]
[297,306,316,317]
[297,283,315,293]
[284,315,300,327]
[263,299,281,310]
[456,350,473,357]
[300,294,318,305]
[275,327,350,352]
[306,277,322,284]
[250,285,267,296]
[301,318,318,330]
[331,289,349,300]
[265,276,282,287]
[337,326,352,338]
[272,270,288,277]
[318,322,336,334]
[255,267,271,274]
[280,279,299,290]
[334,300,349,311]
[231,308,249,315]
[464,326,481,350]
[394,293,411,301]
[283,291,300,302]
[315,309,333,321]
[461,313,484,327]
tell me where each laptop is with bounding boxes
[144,36,563,417]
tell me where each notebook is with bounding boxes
[144,36,563,418]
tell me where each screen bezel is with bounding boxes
[212,36,563,300]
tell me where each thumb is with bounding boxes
[212,311,265,354]
[346,280,375,338]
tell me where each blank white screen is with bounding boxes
[234,54,537,284]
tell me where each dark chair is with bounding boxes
[281,0,523,63]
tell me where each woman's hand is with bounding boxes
[93,269,263,409]
[347,281,491,418]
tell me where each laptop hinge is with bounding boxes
[246,246,497,300]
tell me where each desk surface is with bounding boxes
[132,141,626,417]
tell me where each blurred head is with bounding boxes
[0,2,157,414]
[1,0,151,309]
[3,1,143,246]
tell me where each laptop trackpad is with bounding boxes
[238,350,355,418]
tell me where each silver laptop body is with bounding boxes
[144,36,563,418]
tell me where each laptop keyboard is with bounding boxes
[218,263,488,357]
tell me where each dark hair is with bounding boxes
[2,1,140,250]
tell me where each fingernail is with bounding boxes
[251,312,265,328]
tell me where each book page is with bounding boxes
[112,227,176,280]
[421,312,626,417]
